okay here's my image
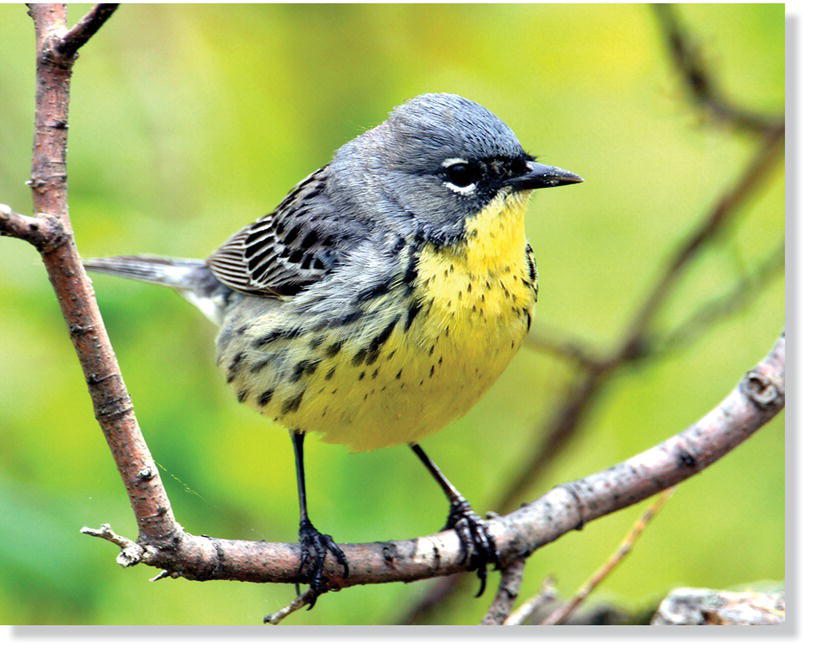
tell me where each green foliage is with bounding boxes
[0,4,783,625]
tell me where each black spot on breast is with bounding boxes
[325,341,343,357]
[282,390,305,414]
[291,359,320,383]
[325,367,336,380]
[351,349,366,366]
[258,389,274,407]
[237,389,248,403]
[309,335,325,350]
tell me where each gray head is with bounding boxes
[328,93,581,245]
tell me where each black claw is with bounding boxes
[297,520,349,608]
[444,499,499,598]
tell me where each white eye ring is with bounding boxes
[443,181,476,196]
[441,157,477,195]
[441,157,469,168]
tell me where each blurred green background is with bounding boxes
[0,4,784,625]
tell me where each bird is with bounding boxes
[84,92,582,606]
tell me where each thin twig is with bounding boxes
[504,576,557,626]
[656,242,784,354]
[542,487,676,625]
[650,4,780,134]
[523,327,604,369]
[0,204,66,251]
[481,557,527,625]
[55,4,119,58]
[263,592,314,625]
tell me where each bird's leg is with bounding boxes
[409,443,499,597]
[290,429,349,608]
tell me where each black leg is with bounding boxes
[290,430,349,608]
[410,443,498,597]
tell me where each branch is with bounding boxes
[650,4,782,134]
[0,204,66,252]
[2,4,182,545]
[541,487,676,625]
[480,558,527,625]
[81,335,783,592]
[655,242,784,355]
[56,4,119,59]
[492,118,784,516]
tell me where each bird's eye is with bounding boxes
[445,162,479,188]
[510,158,530,177]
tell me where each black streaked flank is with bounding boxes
[325,341,343,357]
[365,316,401,364]
[291,358,321,382]
[356,275,397,303]
[237,389,249,403]
[258,389,274,407]
[253,326,303,348]
[250,357,271,373]
[404,301,422,331]
[282,390,305,414]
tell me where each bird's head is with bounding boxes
[330,93,582,245]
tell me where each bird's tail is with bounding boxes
[84,255,228,324]
[83,255,209,289]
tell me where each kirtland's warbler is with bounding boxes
[85,93,582,603]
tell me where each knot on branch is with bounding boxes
[0,204,67,253]
[742,370,783,410]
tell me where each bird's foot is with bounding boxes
[444,498,499,598]
[296,519,349,609]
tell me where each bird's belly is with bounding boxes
[311,298,531,451]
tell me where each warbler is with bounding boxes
[85,93,582,604]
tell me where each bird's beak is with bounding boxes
[508,161,583,191]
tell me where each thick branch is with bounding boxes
[84,334,783,589]
[8,4,180,544]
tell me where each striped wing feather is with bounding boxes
[207,167,339,297]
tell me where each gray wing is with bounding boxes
[207,166,348,298]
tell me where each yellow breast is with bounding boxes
[224,190,538,451]
[315,189,538,450]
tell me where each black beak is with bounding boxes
[508,161,583,191]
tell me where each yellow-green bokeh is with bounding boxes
[0,4,783,625]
